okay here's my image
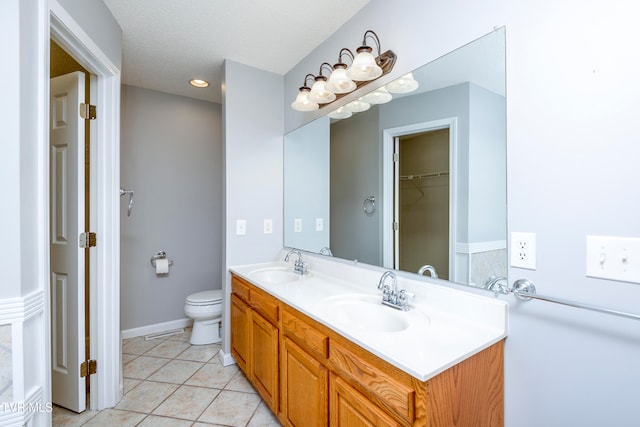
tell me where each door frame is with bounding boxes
[48,2,121,409]
[382,118,457,277]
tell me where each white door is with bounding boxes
[50,71,86,413]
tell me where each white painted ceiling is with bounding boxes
[102,0,370,103]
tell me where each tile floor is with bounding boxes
[53,328,281,426]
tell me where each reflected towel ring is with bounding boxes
[363,196,376,214]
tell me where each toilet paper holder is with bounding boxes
[150,251,174,268]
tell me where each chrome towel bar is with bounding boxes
[510,279,640,322]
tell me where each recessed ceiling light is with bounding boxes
[189,79,209,88]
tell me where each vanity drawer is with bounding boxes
[329,341,416,425]
[231,276,250,302]
[249,286,279,325]
[282,308,329,360]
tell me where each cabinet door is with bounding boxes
[230,293,249,372]
[251,310,279,412]
[330,374,400,427]
[282,337,328,427]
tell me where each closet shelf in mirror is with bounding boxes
[400,171,449,181]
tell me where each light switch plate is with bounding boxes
[236,219,246,236]
[586,235,640,283]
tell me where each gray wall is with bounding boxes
[120,85,222,330]
[285,0,640,425]
[222,60,284,356]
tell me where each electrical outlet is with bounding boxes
[294,218,302,233]
[511,232,536,269]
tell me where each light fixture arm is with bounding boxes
[361,30,382,59]
[302,73,316,88]
[337,48,355,65]
[319,62,334,77]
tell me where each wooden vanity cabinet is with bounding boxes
[230,276,279,413]
[230,274,504,427]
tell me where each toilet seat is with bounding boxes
[186,290,222,306]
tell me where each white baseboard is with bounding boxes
[121,318,193,340]
[218,349,236,367]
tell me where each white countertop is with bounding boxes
[230,254,508,382]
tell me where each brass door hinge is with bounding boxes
[80,359,97,377]
[79,103,97,120]
[79,232,97,248]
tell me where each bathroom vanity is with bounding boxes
[230,256,507,426]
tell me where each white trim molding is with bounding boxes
[0,386,48,427]
[0,292,45,324]
[121,318,193,340]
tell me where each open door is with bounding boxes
[50,71,86,413]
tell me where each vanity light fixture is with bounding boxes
[347,30,384,81]
[344,98,371,113]
[386,72,420,94]
[308,63,337,104]
[291,30,396,112]
[189,78,209,88]
[291,74,319,111]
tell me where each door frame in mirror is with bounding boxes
[382,117,458,278]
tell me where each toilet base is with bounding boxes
[190,317,222,345]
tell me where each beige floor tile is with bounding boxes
[123,355,169,380]
[122,353,137,366]
[168,327,193,342]
[115,380,178,413]
[138,414,193,426]
[147,359,204,384]
[198,390,261,426]
[122,337,162,355]
[153,385,221,420]
[144,339,191,359]
[185,360,239,389]
[82,409,146,426]
[123,378,141,394]
[225,370,256,393]
[176,343,220,362]
[52,405,100,426]
[247,401,281,426]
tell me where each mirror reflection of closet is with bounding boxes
[395,129,449,278]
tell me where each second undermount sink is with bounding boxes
[319,294,429,333]
[248,266,310,285]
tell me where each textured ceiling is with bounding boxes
[102,0,370,103]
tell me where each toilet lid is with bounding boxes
[187,290,222,305]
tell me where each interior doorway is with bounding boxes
[50,40,94,413]
[394,129,450,278]
[382,118,457,277]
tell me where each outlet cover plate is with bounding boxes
[511,232,536,269]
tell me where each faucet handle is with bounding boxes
[398,290,415,310]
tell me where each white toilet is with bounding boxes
[184,289,223,345]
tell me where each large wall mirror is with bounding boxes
[284,28,506,288]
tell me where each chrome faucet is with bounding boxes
[284,249,308,275]
[417,264,438,279]
[377,271,412,311]
[483,276,508,294]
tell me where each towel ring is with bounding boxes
[363,196,376,215]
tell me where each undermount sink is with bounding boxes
[248,266,309,284]
[319,294,429,333]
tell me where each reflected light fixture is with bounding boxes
[345,98,370,113]
[347,30,383,81]
[189,78,209,88]
[386,72,420,94]
[327,106,352,120]
[291,74,319,111]
[361,86,393,104]
[291,30,396,112]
